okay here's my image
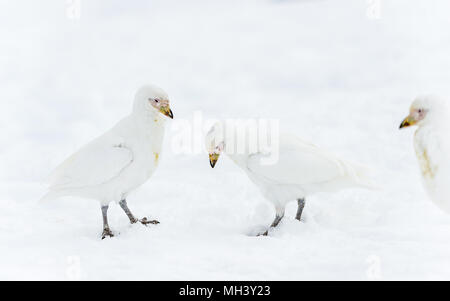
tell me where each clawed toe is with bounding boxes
[101,228,114,239]
[257,230,269,237]
[139,217,160,226]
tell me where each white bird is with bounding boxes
[399,95,450,214]
[205,122,375,235]
[42,84,173,239]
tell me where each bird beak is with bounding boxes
[399,114,416,129]
[160,105,173,119]
[209,153,220,168]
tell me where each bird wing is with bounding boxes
[246,135,347,186]
[47,134,134,190]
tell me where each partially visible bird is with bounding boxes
[205,122,375,236]
[399,95,450,213]
[42,84,174,239]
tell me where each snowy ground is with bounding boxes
[2,0,450,280]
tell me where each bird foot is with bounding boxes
[101,228,114,240]
[296,215,307,223]
[139,217,160,226]
[257,230,269,237]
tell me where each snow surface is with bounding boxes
[2,0,450,280]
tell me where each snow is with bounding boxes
[2,0,450,280]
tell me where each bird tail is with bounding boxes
[344,161,380,191]
[354,165,380,190]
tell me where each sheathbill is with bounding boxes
[399,95,450,214]
[42,84,173,239]
[205,122,375,236]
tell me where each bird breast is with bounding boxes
[413,127,440,193]
[124,118,166,179]
[416,148,438,180]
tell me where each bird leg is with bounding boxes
[119,199,138,223]
[119,199,160,226]
[296,198,306,221]
[101,205,114,239]
[259,206,285,236]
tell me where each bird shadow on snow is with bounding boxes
[243,210,317,238]
[37,196,161,242]
[241,187,383,239]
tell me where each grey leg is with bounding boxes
[101,205,114,239]
[270,214,284,228]
[119,199,160,226]
[259,206,285,236]
[119,199,138,224]
[296,198,306,221]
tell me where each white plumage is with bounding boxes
[42,84,173,238]
[206,123,375,235]
[400,95,450,214]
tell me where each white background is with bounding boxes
[1,0,450,280]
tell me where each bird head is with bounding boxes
[134,84,173,119]
[399,95,443,129]
[205,122,225,168]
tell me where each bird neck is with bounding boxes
[223,140,249,167]
[127,110,166,141]
[133,109,166,130]
[226,152,248,168]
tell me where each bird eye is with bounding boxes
[418,109,422,113]
[154,99,159,103]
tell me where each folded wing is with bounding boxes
[47,135,134,190]
[246,135,351,186]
